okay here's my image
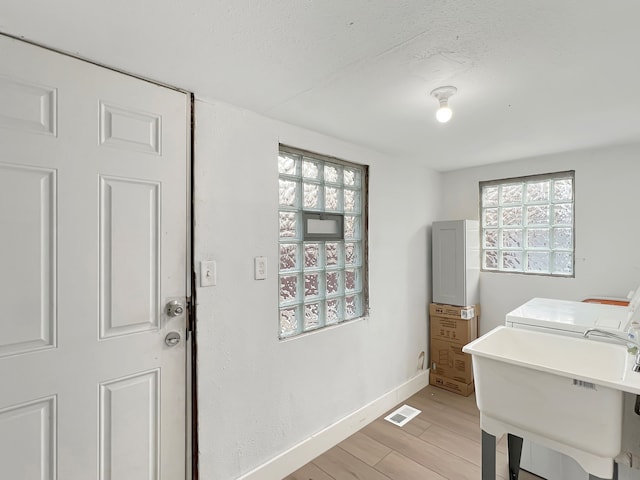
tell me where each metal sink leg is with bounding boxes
[508,434,523,480]
[481,430,496,480]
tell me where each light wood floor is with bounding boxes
[284,385,543,480]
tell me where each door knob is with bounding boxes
[166,300,185,317]
[165,331,181,347]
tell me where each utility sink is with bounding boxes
[463,326,627,478]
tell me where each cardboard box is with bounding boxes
[430,314,478,345]
[429,303,480,320]
[430,372,474,397]
[430,338,473,383]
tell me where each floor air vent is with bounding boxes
[383,404,421,427]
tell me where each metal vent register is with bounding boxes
[384,405,421,427]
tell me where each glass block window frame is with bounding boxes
[278,145,368,339]
[479,171,575,277]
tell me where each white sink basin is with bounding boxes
[463,326,626,478]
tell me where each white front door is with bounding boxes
[0,35,190,479]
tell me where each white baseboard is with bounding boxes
[236,369,430,480]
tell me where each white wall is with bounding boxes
[441,144,640,335]
[193,98,441,479]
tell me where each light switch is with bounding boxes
[200,261,216,287]
[254,256,267,280]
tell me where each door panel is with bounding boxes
[0,34,189,479]
[99,370,160,480]
[0,76,57,135]
[0,164,56,357]
[0,396,56,479]
[99,176,161,338]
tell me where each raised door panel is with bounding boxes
[99,176,161,339]
[0,77,57,135]
[0,397,56,479]
[0,164,56,357]
[99,370,160,480]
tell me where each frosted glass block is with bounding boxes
[325,187,341,211]
[324,164,341,184]
[344,215,359,239]
[326,298,342,325]
[302,158,320,179]
[501,184,523,204]
[304,243,320,268]
[345,242,359,265]
[279,244,298,271]
[279,307,298,338]
[344,189,360,213]
[304,303,321,330]
[502,229,523,248]
[345,295,360,319]
[279,212,297,238]
[527,205,550,225]
[554,179,573,202]
[326,242,341,266]
[484,250,498,269]
[527,251,550,273]
[502,207,522,226]
[483,186,499,207]
[326,271,342,295]
[553,252,573,275]
[502,251,523,271]
[279,179,298,207]
[344,168,361,187]
[279,275,298,302]
[553,204,573,225]
[526,180,550,203]
[278,153,298,175]
[303,183,319,209]
[483,229,498,248]
[304,273,320,297]
[553,227,573,249]
[483,208,498,227]
[345,269,358,292]
[527,228,549,248]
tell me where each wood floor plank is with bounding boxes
[412,385,480,418]
[362,419,482,480]
[284,461,336,480]
[374,451,447,480]
[419,424,482,464]
[286,387,546,480]
[312,446,392,480]
[339,432,391,466]
[408,395,482,442]
[395,413,433,437]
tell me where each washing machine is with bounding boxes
[505,296,640,480]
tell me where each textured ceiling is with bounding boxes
[3,1,640,171]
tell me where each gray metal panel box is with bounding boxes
[432,220,480,307]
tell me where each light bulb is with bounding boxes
[436,106,452,123]
[430,86,457,123]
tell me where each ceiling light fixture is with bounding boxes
[430,86,457,123]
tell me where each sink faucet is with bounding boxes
[583,328,640,372]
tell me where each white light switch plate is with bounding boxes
[254,256,267,280]
[200,260,216,287]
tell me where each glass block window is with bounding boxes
[480,171,575,276]
[278,145,368,339]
